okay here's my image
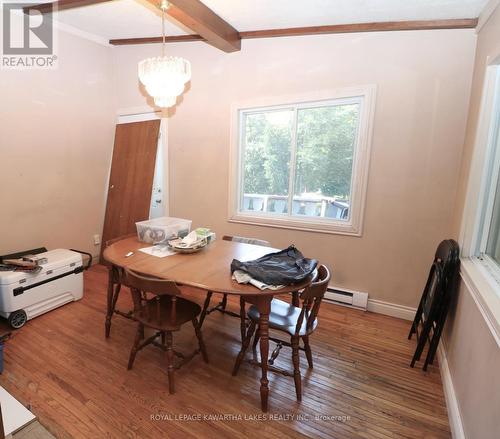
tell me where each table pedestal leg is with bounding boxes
[256,296,271,412]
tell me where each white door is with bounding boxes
[150,118,168,219]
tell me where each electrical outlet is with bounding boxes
[93,234,101,246]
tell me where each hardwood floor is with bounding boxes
[0,266,450,438]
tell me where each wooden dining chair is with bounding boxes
[232,264,330,402]
[200,235,271,337]
[124,268,208,394]
[104,233,137,338]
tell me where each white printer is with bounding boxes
[0,249,87,329]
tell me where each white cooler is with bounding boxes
[0,249,84,328]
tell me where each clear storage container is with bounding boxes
[135,217,192,244]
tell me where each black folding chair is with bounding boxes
[408,239,459,371]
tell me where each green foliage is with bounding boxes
[243,111,292,195]
[242,103,359,199]
[295,104,358,198]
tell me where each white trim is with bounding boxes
[458,51,500,347]
[116,106,164,117]
[477,0,500,33]
[437,343,466,439]
[117,112,162,124]
[460,259,500,347]
[366,299,416,321]
[228,85,376,236]
[459,62,500,257]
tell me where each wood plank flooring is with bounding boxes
[0,265,450,438]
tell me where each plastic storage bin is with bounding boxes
[136,217,192,244]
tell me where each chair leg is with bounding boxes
[252,331,260,359]
[268,342,283,365]
[232,321,256,376]
[105,269,116,338]
[127,323,144,370]
[303,335,313,369]
[291,336,302,401]
[221,293,228,311]
[199,291,212,329]
[239,297,246,343]
[193,318,209,363]
[111,284,121,312]
[411,320,433,368]
[106,282,123,338]
[165,331,175,394]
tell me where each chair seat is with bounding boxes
[247,299,318,336]
[134,296,201,330]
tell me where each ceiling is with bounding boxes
[45,0,489,40]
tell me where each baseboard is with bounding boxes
[437,343,466,439]
[367,299,416,321]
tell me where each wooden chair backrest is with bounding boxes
[123,268,182,326]
[222,235,270,247]
[296,265,331,335]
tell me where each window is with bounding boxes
[470,66,500,272]
[229,86,376,235]
[460,60,500,346]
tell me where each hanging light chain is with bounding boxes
[160,0,170,57]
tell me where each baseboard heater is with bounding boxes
[324,286,368,311]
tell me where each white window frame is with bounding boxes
[228,85,376,236]
[459,52,500,347]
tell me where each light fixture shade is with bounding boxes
[138,56,191,108]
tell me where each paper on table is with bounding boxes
[139,245,176,258]
[232,270,284,291]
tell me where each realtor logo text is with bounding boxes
[1,2,57,69]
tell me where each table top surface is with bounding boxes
[103,237,312,296]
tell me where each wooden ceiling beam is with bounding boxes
[27,0,241,53]
[146,0,240,52]
[109,18,478,46]
[239,18,478,39]
[110,34,204,45]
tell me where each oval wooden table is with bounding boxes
[103,237,313,412]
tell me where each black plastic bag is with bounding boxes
[231,245,318,286]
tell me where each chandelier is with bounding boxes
[138,0,191,108]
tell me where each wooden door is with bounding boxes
[101,120,161,261]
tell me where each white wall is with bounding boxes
[112,29,476,307]
[0,30,115,258]
[443,279,500,439]
[444,4,500,438]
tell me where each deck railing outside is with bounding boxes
[242,194,349,220]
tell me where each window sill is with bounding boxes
[228,213,362,236]
[460,257,500,347]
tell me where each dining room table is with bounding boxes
[102,236,313,412]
